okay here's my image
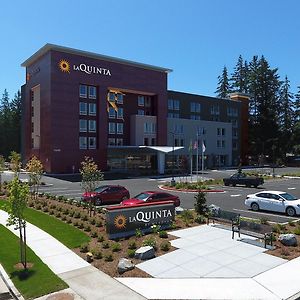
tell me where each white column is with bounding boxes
[157,152,165,174]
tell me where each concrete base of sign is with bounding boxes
[135,246,155,260]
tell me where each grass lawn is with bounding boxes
[0,224,68,299]
[0,200,90,248]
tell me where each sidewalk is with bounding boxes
[0,210,146,300]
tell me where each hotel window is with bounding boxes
[79,120,87,132]
[174,139,179,147]
[79,102,87,115]
[197,127,206,135]
[89,103,96,116]
[116,138,123,146]
[174,100,180,110]
[144,138,149,146]
[233,128,238,137]
[117,123,123,134]
[116,93,123,104]
[217,128,225,136]
[108,92,115,102]
[151,138,156,145]
[180,139,185,146]
[138,96,145,106]
[144,123,149,133]
[88,86,96,99]
[138,109,144,115]
[108,138,115,146]
[145,97,151,107]
[168,99,180,110]
[89,137,96,149]
[169,112,179,118]
[79,137,87,149]
[89,120,96,132]
[191,102,201,113]
[190,115,201,120]
[227,107,238,116]
[211,105,220,115]
[109,122,115,134]
[222,140,226,148]
[233,140,238,150]
[117,107,123,119]
[230,118,238,127]
[109,107,116,118]
[217,140,221,148]
[151,123,156,133]
[79,85,87,98]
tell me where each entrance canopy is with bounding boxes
[139,146,184,153]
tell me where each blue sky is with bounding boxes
[1,0,299,99]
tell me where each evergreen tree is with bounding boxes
[0,89,12,157]
[215,66,230,98]
[295,86,300,122]
[10,90,22,154]
[230,55,249,93]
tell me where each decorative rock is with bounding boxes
[279,234,298,246]
[175,206,184,214]
[134,246,155,260]
[86,252,93,263]
[117,258,135,274]
[208,204,221,217]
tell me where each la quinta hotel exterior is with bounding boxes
[21,44,248,174]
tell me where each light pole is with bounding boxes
[170,131,176,186]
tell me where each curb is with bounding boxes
[159,185,225,193]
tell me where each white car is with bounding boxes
[245,190,300,217]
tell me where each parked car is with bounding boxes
[223,172,264,188]
[245,190,300,217]
[121,191,180,207]
[81,185,130,205]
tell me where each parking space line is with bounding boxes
[288,187,296,190]
[233,208,299,220]
[230,194,241,197]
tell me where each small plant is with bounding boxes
[63,208,69,215]
[49,210,54,215]
[194,191,208,215]
[97,235,105,242]
[90,231,98,238]
[195,215,206,224]
[55,212,61,218]
[69,210,75,217]
[50,204,56,209]
[289,220,296,227]
[57,206,62,212]
[170,222,177,230]
[280,247,290,258]
[293,226,300,235]
[95,220,103,227]
[61,215,67,221]
[135,228,144,238]
[93,249,103,259]
[159,230,168,238]
[28,202,34,207]
[90,218,96,225]
[127,249,135,258]
[111,242,121,252]
[73,220,79,227]
[142,237,157,250]
[67,218,72,224]
[58,195,64,201]
[104,253,113,262]
[82,214,88,221]
[80,243,89,253]
[45,193,51,199]
[68,198,75,205]
[160,241,171,251]
[128,241,137,250]
[151,224,161,234]
[84,225,91,232]
[36,204,42,210]
[180,209,194,226]
[102,241,110,249]
[272,224,280,234]
[78,222,84,229]
[260,217,269,225]
[278,224,287,232]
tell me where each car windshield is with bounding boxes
[280,193,298,201]
[94,186,108,193]
[133,193,150,201]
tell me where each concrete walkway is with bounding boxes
[0,210,146,300]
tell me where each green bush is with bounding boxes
[195,215,206,224]
[104,253,113,262]
[127,249,135,258]
[74,211,81,219]
[84,225,91,232]
[160,241,171,251]
[81,214,88,221]
[159,230,168,238]
[180,209,194,226]
[97,235,104,242]
[260,217,269,225]
[293,226,300,235]
[80,243,89,253]
[135,228,144,238]
[50,204,56,209]
[73,220,79,227]
[128,241,137,249]
[67,218,72,224]
[142,238,157,250]
[36,204,42,210]
[111,242,121,252]
[95,220,103,227]
[61,216,66,221]
[90,218,96,225]
[49,210,54,215]
[55,212,61,218]
[289,220,296,227]
[194,191,207,215]
[63,208,69,215]
[90,231,98,238]
[69,210,75,217]
[78,222,84,229]
[93,249,103,259]
[102,241,110,249]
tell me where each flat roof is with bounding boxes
[21,43,172,73]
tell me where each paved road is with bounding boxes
[3,168,300,224]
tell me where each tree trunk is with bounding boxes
[18,220,24,267]
[23,223,27,269]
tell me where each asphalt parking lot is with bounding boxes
[3,167,300,224]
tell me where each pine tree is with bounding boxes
[10,90,22,154]
[295,86,300,122]
[0,89,12,158]
[215,66,230,98]
[230,55,249,93]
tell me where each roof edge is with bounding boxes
[21,43,173,73]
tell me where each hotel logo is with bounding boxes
[58,60,71,73]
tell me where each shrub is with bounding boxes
[272,224,281,234]
[195,215,206,224]
[84,225,91,232]
[180,210,194,226]
[58,195,64,201]
[111,242,121,252]
[160,241,171,251]
[82,214,88,221]
[49,210,54,215]
[68,198,75,205]
[95,220,103,227]
[289,220,296,227]
[61,216,67,221]
[90,231,98,238]
[260,217,269,225]
[50,204,56,209]
[135,228,144,238]
[57,206,62,212]
[50,195,56,200]
[159,230,168,238]
[104,253,113,262]
[63,208,69,215]
[102,241,110,249]
[55,212,61,218]
[73,221,79,227]
[127,249,135,258]
[128,241,137,250]
[142,238,157,250]
[78,222,84,229]
[278,224,287,232]
[28,202,34,207]
[97,235,104,242]
[194,191,207,215]
[151,224,161,234]
[45,193,51,199]
[93,249,103,259]
[80,243,89,253]
[36,204,42,210]
[74,211,81,219]
[90,218,96,225]
[67,218,72,224]
[69,210,75,217]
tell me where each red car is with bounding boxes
[81,185,130,205]
[121,191,180,207]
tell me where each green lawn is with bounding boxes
[0,224,68,299]
[0,200,90,248]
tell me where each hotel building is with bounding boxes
[21,44,249,174]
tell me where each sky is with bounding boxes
[1,0,300,99]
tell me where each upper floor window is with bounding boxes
[190,115,201,120]
[217,128,226,136]
[79,119,87,132]
[89,86,97,99]
[117,123,123,134]
[108,92,116,102]
[89,137,96,149]
[211,105,220,115]
[138,109,144,115]
[108,138,115,146]
[117,107,123,119]
[230,118,238,127]
[79,137,87,149]
[116,93,123,104]
[109,107,116,118]
[89,103,96,116]
[233,128,238,137]
[145,97,151,107]
[227,107,238,116]
[191,102,201,113]
[79,102,87,115]
[197,127,206,135]
[168,99,180,110]
[89,120,96,132]
[109,122,115,134]
[138,96,145,106]
[168,112,179,118]
[79,85,87,98]
[116,138,123,146]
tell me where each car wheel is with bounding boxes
[251,202,259,211]
[232,184,236,187]
[286,207,296,217]
[224,183,229,186]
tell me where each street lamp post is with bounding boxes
[170,131,176,186]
